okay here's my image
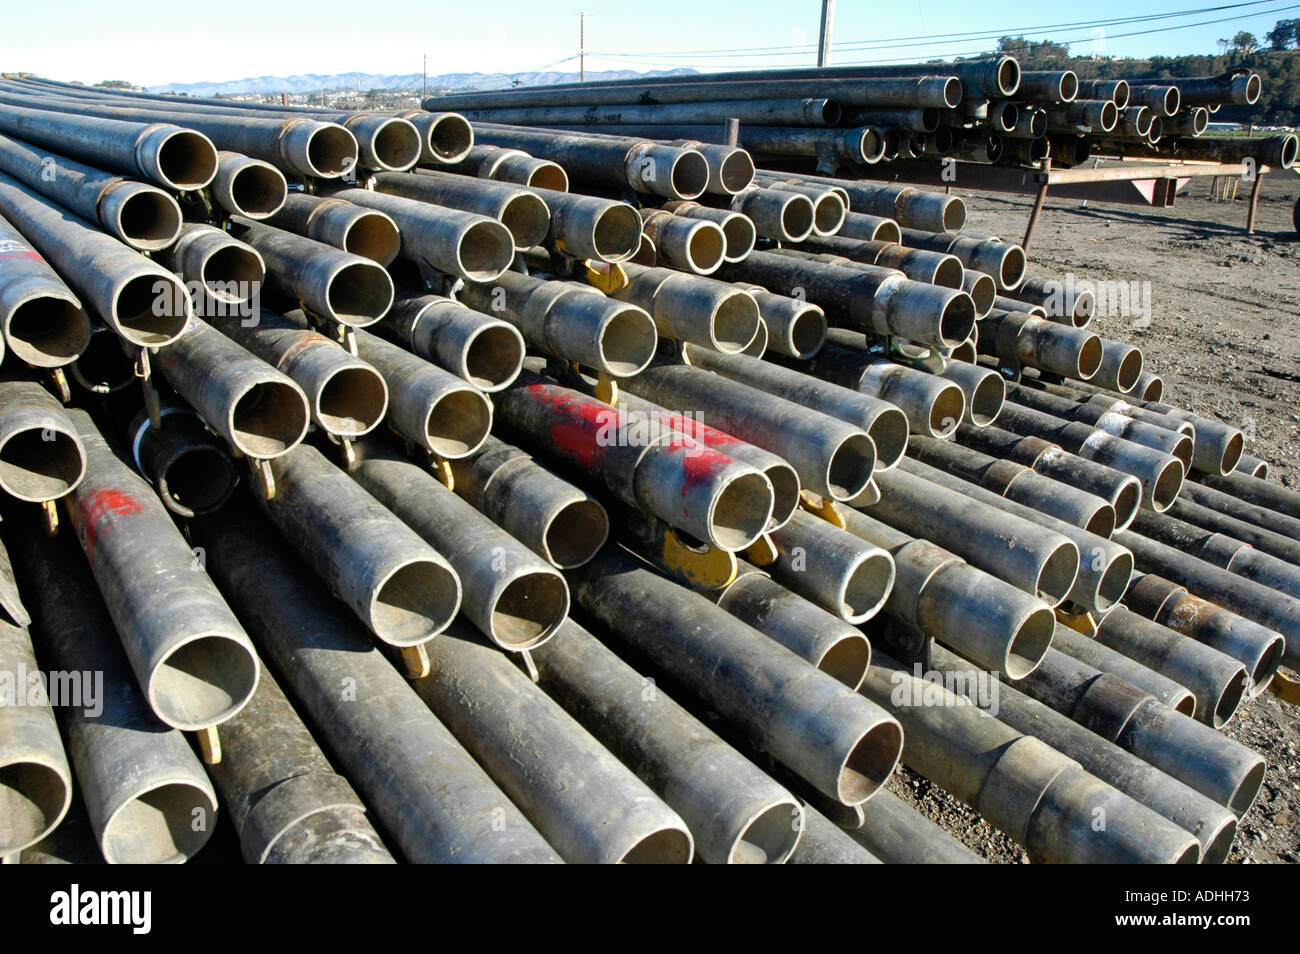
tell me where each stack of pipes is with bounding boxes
[0,70,1293,867]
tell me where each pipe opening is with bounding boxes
[427,115,474,162]
[1161,88,1180,116]
[811,195,847,235]
[840,551,894,622]
[1004,605,1055,679]
[820,100,842,125]
[1072,290,1095,325]
[307,126,359,178]
[1173,843,1200,864]
[967,372,1005,426]
[343,214,401,266]
[1059,72,1080,101]
[1076,336,1104,379]
[619,827,692,864]
[464,325,524,391]
[500,193,551,249]
[826,433,877,500]
[0,427,84,502]
[875,219,904,243]
[231,381,307,458]
[1219,432,1245,476]
[939,294,976,347]
[939,197,965,232]
[719,150,756,193]
[0,761,67,853]
[687,223,726,274]
[425,388,490,457]
[998,247,1027,289]
[1037,543,1080,605]
[150,633,258,730]
[1167,434,1194,469]
[1251,635,1285,692]
[159,445,237,516]
[941,77,963,108]
[457,220,514,281]
[1112,80,1131,108]
[597,308,657,377]
[6,296,90,367]
[1083,505,1117,539]
[202,245,263,302]
[326,262,393,325]
[1172,691,1196,716]
[951,339,977,363]
[318,367,388,435]
[544,499,609,568]
[158,130,218,190]
[669,151,710,200]
[868,409,910,469]
[709,471,772,551]
[929,384,966,438]
[1201,818,1238,866]
[71,327,135,393]
[371,559,460,645]
[712,295,761,354]
[780,195,815,242]
[592,204,643,262]
[229,164,287,218]
[492,571,568,649]
[933,256,964,289]
[720,214,757,262]
[762,464,801,529]
[1245,74,1263,104]
[1279,135,1298,169]
[1096,551,1134,611]
[117,190,182,250]
[1212,667,1248,728]
[527,163,569,192]
[817,634,871,689]
[964,273,996,315]
[1113,348,1142,391]
[114,274,189,345]
[373,120,422,171]
[838,719,903,804]
[731,801,803,864]
[788,306,828,357]
[103,783,214,864]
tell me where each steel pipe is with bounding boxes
[210,151,287,220]
[157,223,264,309]
[263,194,400,266]
[376,289,523,393]
[372,169,549,251]
[0,380,85,503]
[444,144,569,191]
[659,200,756,263]
[638,208,726,274]
[127,407,238,518]
[613,264,760,353]
[0,211,89,368]
[729,187,815,242]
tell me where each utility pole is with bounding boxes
[817,0,835,68]
[422,53,427,99]
[573,11,592,82]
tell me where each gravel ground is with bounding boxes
[883,167,1300,865]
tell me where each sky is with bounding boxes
[2,0,1296,87]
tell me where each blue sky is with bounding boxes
[3,0,1296,87]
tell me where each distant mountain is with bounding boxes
[146,69,697,97]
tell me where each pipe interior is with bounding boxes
[712,295,760,353]
[159,445,238,516]
[202,245,263,302]
[464,325,524,391]
[0,761,67,853]
[371,559,460,644]
[1201,819,1238,866]
[838,719,903,804]
[687,223,726,274]
[965,274,996,315]
[7,296,91,367]
[1083,505,1117,539]
[669,151,710,199]
[103,783,214,864]
[491,571,568,649]
[327,262,394,325]
[457,220,514,281]
[868,409,910,469]
[230,164,287,217]
[1038,544,1081,605]
[811,195,846,235]
[231,381,307,458]
[1076,336,1104,379]
[841,551,894,622]
[731,801,802,864]
[1059,72,1080,101]
[1212,668,1248,728]
[1112,480,1142,529]
[373,120,422,170]
[967,373,1005,426]
[1073,291,1096,324]
[1168,434,1194,468]
[721,214,757,262]
[818,634,871,689]
[307,126,359,177]
[1113,348,1143,391]
[929,384,966,437]
[501,193,551,249]
[593,204,643,262]
[425,388,491,457]
[343,214,401,266]
[597,307,656,377]
[939,294,976,347]
[619,827,693,864]
[999,247,1028,289]
[526,163,569,192]
[159,130,218,190]
[318,367,388,435]
[719,150,756,193]
[764,464,801,529]
[827,433,876,500]
[788,306,828,357]
[115,274,189,345]
[709,471,772,551]
[780,196,815,242]
[71,327,135,392]
[1096,552,1135,610]
[150,634,258,729]
[0,428,84,501]
[428,115,474,162]
[118,190,182,248]
[1003,606,1055,679]
[1219,432,1245,475]
[1252,637,1285,692]
[544,498,609,568]
[933,257,964,290]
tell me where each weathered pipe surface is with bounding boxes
[867,466,1080,607]
[684,343,909,469]
[614,264,760,353]
[901,229,1026,290]
[445,145,569,191]
[14,526,220,863]
[661,201,759,264]
[627,361,877,502]
[0,133,182,252]
[1197,469,1300,523]
[899,456,1132,616]
[862,653,1200,864]
[1124,572,1284,697]
[0,210,89,367]
[766,510,895,625]
[720,282,826,359]
[1180,479,1300,545]
[411,620,691,863]
[843,507,1055,679]
[351,448,567,652]
[230,218,394,327]
[205,661,395,864]
[712,563,871,689]
[0,171,189,347]
[571,547,903,806]
[1009,276,1095,327]
[0,615,72,855]
[263,193,400,266]
[193,513,561,863]
[0,380,86,504]
[729,187,816,242]
[981,310,1102,380]
[63,410,259,731]
[1006,383,1192,465]
[847,789,986,863]
[128,407,238,518]
[153,318,310,460]
[375,289,523,393]
[1236,453,1269,478]
[530,620,802,863]
[157,223,264,306]
[260,444,461,648]
[447,436,608,569]
[210,151,287,220]
[787,805,881,864]
[638,208,727,275]
[1117,528,1300,672]
[929,642,1238,863]
[372,169,550,250]
[352,327,493,458]
[1021,635,1265,816]
[523,186,642,263]
[956,423,1144,530]
[1049,622,1195,714]
[497,374,772,551]
[398,110,475,165]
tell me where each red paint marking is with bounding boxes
[658,411,743,448]
[0,251,45,264]
[72,488,144,562]
[525,382,617,470]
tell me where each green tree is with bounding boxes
[1232,31,1260,54]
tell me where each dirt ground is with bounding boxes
[884,168,1300,864]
